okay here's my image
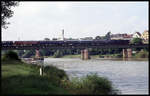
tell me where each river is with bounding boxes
[44,58,149,94]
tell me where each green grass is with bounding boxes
[62,73,120,95]
[1,60,70,95]
[2,60,120,95]
[2,61,38,77]
[47,54,105,59]
[45,54,81,58]
[2,75,69,95]
[2,51,120,95]
[62,54,81,58]
[90,55,99,58]
[99,54,122,58]
[46,54,123,59]
[134,50,149,58]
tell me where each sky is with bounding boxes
[2,1,149,41]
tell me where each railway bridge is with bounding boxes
[2,40,149,60]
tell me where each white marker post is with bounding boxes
[40,67,43,76]
[39,58,44,76]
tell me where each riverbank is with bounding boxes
[45,54,112,59]
[2,60,69,95]
[2,60,119,95]
[44,54,149,61]
[44,55,81,58]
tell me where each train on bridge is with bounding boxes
[2,39,148,50]
[2,40,131,47]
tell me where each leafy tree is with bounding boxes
[53,50,63,58]
[135,50,149,58]
[22,50,35,58]
[44,38,50,41]
[108,48,113,54]
[2,50,20,61]
[16,50,25,57]
[1,1,19,29]
[95,36,101,40]
[130,38,143,44]
[104,31,111,40]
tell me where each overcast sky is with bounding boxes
[2,1,149,41]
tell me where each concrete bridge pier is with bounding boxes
[35,49,40,58]
[84,49,89,60]
[127,48,132,58]
[123,49,127,58]
[81,49,90,60]
[123,48,132,58]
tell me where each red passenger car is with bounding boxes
[14,41,38,46]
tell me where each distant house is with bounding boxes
[110,33,133,40]
[132,32,141,38]
[110,33,125,40]
[141,30,149,44]
[123,34,133,40]
[141,30,149,41]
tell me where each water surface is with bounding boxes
[44,58,149,94]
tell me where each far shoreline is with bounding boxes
[43,55,149,61]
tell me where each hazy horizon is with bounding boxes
[2,1,149,41]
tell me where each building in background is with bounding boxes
[132,32,141,38]
[110,34,125,40]
[141,30,149,43]
[110,33,133,40]
[123,34,133,40]
[141,30,149,40]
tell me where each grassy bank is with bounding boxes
[57,52,148,59]
[133,50,149,58]
[45,54,113,59]
[2,60,69,95]
[49,54,122,59]
[44,55,81,58]
[2,59,119,95]
[62,54,81,58]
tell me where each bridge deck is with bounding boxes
[1,44,149,50]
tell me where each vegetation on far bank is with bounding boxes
[2,51,120,95]
[134,50,149,58]
[45,52,149,59]
[2,50,20,61]
[2,48,149,60]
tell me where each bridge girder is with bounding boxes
[1,44,149,50]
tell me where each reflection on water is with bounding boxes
[44,58,148,94]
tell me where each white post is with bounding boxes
[40,67,43,76]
